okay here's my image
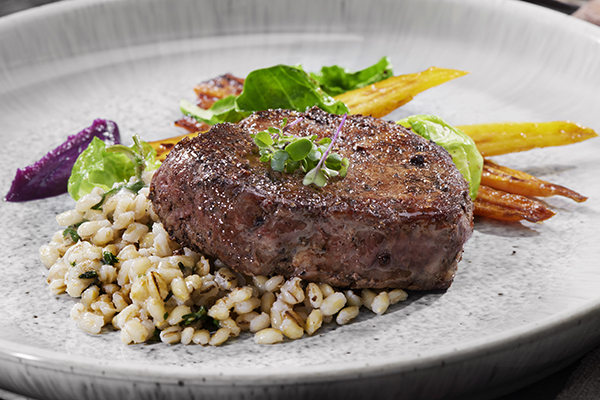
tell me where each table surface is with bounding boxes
[0,1,598,399]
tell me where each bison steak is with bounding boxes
[149,107,473,290]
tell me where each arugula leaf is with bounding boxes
[181,65,349,125]
[310,56,394,96]
[67,136,160,201]
[397,115,483,199]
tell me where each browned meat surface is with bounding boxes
[150,108,473,290]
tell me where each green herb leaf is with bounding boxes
[102,251,119,266]
[63,227,81,243]
[79,270,98,280]
[309,56,394,96]
[180,65,349,126]
[179,306,208,327]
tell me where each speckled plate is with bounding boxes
[1,0,599,399]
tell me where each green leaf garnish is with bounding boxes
[309,56,393,96]
[252,114,349,187]
[180,65,349,126]
[68,134,160,201]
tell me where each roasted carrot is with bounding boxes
[474,185,555,223]
[333,67,468,118]
[481,159,587,203]
[457,121,597,157]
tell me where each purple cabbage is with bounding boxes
[4,119,120,202]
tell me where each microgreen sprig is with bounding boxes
[251,115,349,187]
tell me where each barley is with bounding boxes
[117,244,140,261]
[90,294,117,322]
[252,275,268,294]
[74,309,105,334]
[192,329,211,345]
[122,223,149,244]
[152,223,173,257]
[145,297,166,323]
[167,305,192,325]
[112,304,140,330]
[196,256,211,276]
[77,220,111,239]
[280,317,304,340]
[280,277,305,305]
[389,289,408,304]
[306,282,323,308]
[254,328,283,345]
[48,278,66,295]
[122,318,150,344]
[65,261,101,298]
[113,211,135,230]
[209,328,231,346]
[207,304,230,321]
[305,309,323,335]
[345,290,363,307]
[114,194,134,220]
[112,291,130,312]
[56,209,84,227]
[261,291,276,314]
[249,312,271,333]
[320,292,346,316]
[234,297,261,315]
[318,283,335,298]
[171,277,190,302]
[336,306,360,325]
[361,288,377,310]
[81,285,100,308]
[156,261,184,285]
[132,193,149,221]
[184,274,202,293]
[219,318,241,337]
[229,286,253,303]
[129,276,150,303]
[215,267,238,290]
[39,245,60,269]
[264,275,284,292]
[139,232,155,249]
[181,327,195,345]
[91,227,115,246]
[371,291,390,315]
[47,260,69,283]
[160,326,182,344]
[236,311,259,331]
[75,190,103,213]
[148,271,169,300]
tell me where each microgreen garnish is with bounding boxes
[251,114,349,187]
[79,270,98,280]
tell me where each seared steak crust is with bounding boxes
[150,108,473,290]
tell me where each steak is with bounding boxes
[149,107,473,290]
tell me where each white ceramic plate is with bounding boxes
[1,0,599,399]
